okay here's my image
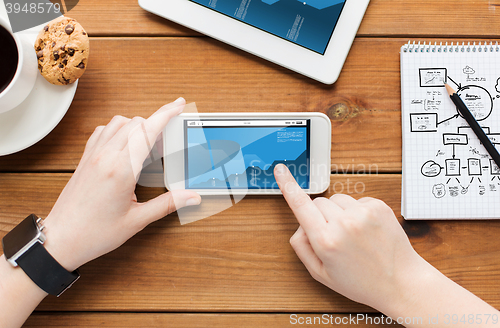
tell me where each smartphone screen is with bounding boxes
[184,119,310,189]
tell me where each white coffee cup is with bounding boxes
[0,16,37,114]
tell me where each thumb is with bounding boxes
[136,190,201,226]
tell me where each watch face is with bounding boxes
[2,214,40,259]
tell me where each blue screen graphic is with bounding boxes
[185,122,310,189]
[188,0,346,54]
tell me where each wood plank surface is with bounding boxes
[2,173,500,312]
[66,0,500,38]
[23,313,403,327]
[0,9,495,172]
[1,37,406,173]
[3,37,499,173]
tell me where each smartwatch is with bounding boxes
[1,214,80,296]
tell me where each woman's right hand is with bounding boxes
[273,163,429,315]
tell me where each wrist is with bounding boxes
[0,254,47,296]
[0,254,48,327]
[2,214,81,297]
[377,253,437,319]
[42,214,81,272]
[379,253,499,326]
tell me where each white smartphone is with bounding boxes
[163,112,331,195]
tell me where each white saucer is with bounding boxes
[0,9,77,156]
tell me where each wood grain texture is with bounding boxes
[3,37,499,172]
[23,313,402,327]
[2,173,500,312]
[361,0,500,38]
[67,0,500,38]
[0,37,405,172]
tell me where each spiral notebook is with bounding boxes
[401,41,500,220]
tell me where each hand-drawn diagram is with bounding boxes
[458,85,493,121]
[420,68,447,87]
[408,65,500,198]
[410,113,438,132]
[463,66,475,78]
[432,183,446,198]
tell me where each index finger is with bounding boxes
[127,98,186,168]
[145,97,186,137]
[274,164,327,240]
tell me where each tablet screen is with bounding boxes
[184,119,310,189]
[188,0,346,54]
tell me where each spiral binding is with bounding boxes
[401,41,500,53]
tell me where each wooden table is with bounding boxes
[1,1,500,326]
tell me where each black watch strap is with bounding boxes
[16,242,80,297]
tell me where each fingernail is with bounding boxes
[186,197,201,206]
[275,164,287,176]
[174,97,185,114]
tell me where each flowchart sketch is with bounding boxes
[443,133,468,145]
[401,42,500,219]
[491,160,500,175]
[410,113,438,132]
[488,133,500,144]
[419,68,447,87]
[468,158,482,175]
[445,159,461,176]
[458,85,493,121]
[421,160,442,177]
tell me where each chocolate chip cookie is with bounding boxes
[34,17,89,85]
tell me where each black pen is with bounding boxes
[445,83,500,168]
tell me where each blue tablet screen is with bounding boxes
[188,0,346,54]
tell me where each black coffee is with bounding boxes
[0,25,19,94]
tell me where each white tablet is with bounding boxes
[139,0,369,84]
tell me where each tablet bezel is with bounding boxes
[163,113,331,195]
[139,0,369,84]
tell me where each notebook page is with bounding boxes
[401,42,500,219]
